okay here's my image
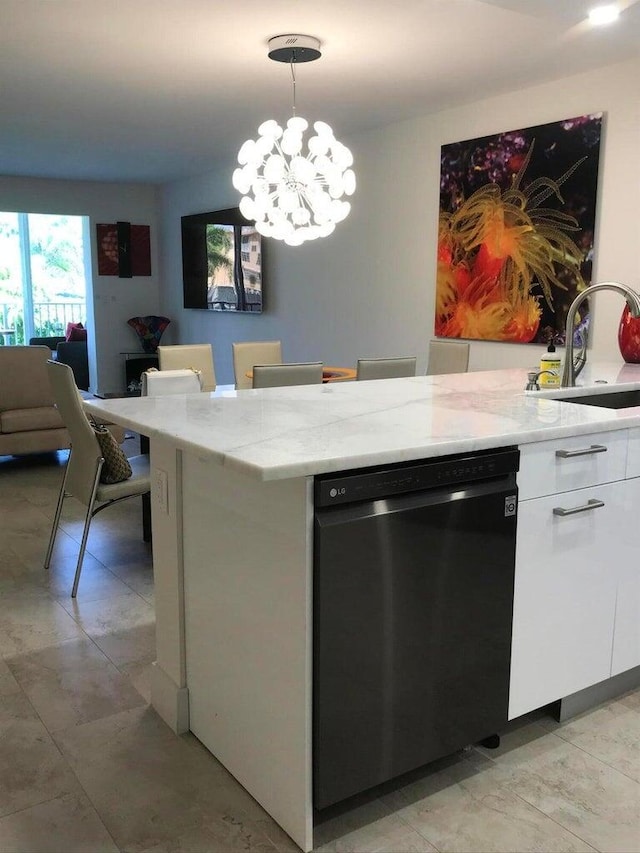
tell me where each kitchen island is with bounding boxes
[84,362,640,852]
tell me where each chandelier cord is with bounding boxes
[290,53,297,117]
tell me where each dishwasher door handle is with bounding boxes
[553,498,605,517]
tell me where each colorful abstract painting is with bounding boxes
[436,113,602,345]
[97,222,151,277]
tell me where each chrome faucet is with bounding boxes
[561,281,640,387]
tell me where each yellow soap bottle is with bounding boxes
[539,341,561,388]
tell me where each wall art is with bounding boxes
[97,222,151,277]
[436,113,603,345]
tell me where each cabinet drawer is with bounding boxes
[518,430,628,499]
[509,481,621,720]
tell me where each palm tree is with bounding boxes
[206,225,233,279]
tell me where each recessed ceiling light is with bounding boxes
[588,4,620,25]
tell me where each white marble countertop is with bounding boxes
[83,362,640,481]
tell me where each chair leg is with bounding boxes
[44,464,70,570]
[71,472,102,598]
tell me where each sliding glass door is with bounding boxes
[0,212,88,345]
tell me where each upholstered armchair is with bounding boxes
[28,335,66,353]
[29,335,89,390]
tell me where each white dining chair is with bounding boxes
[356,356,417,381]
[252,362,323,388]
[44,360,151,597]
[426,340,470,375]
[157,344,216,391]
[232,340,283,390]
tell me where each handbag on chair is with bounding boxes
[141,367,202,396]
[89,421,133,484]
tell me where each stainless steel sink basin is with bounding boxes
[557,389,640,409]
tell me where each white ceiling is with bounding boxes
[1,0,639,185]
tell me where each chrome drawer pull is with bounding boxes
[555,444,607,459]
[553,498,605,517]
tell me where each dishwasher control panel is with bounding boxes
[315,446,520,507]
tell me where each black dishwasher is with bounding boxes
[313,446,519,809]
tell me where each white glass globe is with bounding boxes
[281,130,303,156]
[292,208,311,226]
[232,168,250,195]
[343,169,356,195]
[263,154,285,183]
[287,116,308,132]
[239,197,256,221]
[258,119,282,139]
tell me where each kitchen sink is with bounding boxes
[557,389,640,409]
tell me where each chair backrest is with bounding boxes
[232,340,283,390]
[252,362,323,388]
[157,344,216,391]
[56,340,90,391]
[46,360,102,506]
[356,356,417,381]
[0,346,56,411]
[141,368,202,396]
[426,340,470,375]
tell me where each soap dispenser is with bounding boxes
[539,340,561,388]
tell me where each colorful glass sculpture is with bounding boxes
[127,316,171,354]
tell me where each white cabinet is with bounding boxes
[616,430,640,677]
[510,429,638,720]
[626,427,640,478]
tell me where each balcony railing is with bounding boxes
[0,302,85,345]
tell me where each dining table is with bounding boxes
[246,365,356,383]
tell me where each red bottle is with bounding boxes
[618,304,640,363]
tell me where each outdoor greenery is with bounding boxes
[206,224,233,279]
[0,212,87,342]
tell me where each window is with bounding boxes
[0,212,88,345]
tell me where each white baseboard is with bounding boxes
[150,661,190,734]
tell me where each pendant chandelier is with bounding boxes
[232,35,356,247]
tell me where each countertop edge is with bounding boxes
[84,393,640,482]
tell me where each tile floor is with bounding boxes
[1,446,639,853]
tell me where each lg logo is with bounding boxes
[329,487,346,498]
